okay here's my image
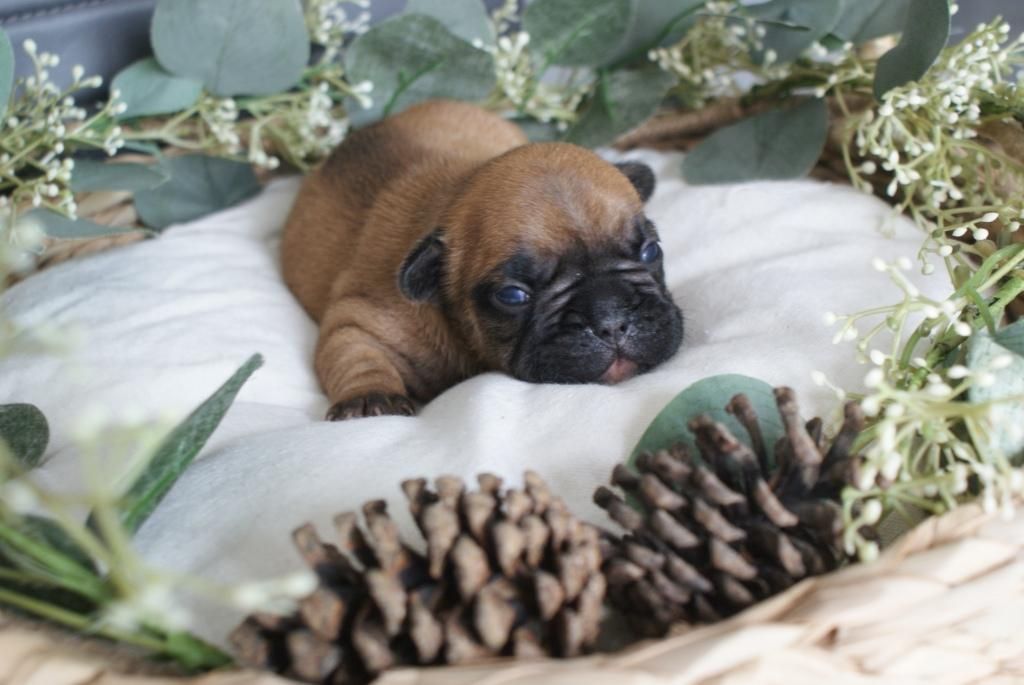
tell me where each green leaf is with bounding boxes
[968,331,1024,465]
[151,0,310,97]
[345,14,496,125]
[682,98,829,184]
[164,631,232,670]
[833,0,913,44]
[133,155,261,230]
[22,209,138,239]
[16,516,97,575]
[0,517,106,601]
[515,119,562,142]
[70,159,169,193]
[565,65,675,148]
[404,0,494,45]
[523,0,633,67]
[748,0,843,64]
[609,0,705,65]
[873,0,951,99]
[0,404,48,470]
[993,319,1024,358]
[104,354,263,535]
[111,57,203,120]
[629,374,783,468]
[0,29,13,115]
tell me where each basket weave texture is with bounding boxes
[2,501,1021,684]
[8,107,1024,683]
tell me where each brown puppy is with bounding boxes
[281,100,683,420]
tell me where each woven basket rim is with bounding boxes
[3,499,1018,684]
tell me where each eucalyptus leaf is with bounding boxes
[683,98,829,184]
[967,331,1024,464]
[23,209,138,239]
[133,155,260,230]
[609,0,705,66]
[111,57,203,120]
[0,404,48,470]
[873,0,951,99]
[833,0,912,44]
[151,0,310,97]
[565,65,675,148]
[70,159,169,193]
[100,354,263,535]
[0,29,13,115]
[516,119,561,142]
[993,319,1024,358]
[404,0,494,46]
[345,14,496,125]
[748,0,842,64]
[523,0,632,67]
[629,374,784,469]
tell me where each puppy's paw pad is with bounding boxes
[326,394,416,421]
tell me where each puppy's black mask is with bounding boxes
[401,161,684,384]
[472,215,683,384]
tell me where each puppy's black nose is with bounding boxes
[576,278,635,346]
[596,313,631,345]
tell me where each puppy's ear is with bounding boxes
[615,161,656,203]
[399,228,445,302]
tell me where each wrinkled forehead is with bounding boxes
[448,167,643,286]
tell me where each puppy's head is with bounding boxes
[399,143,683,385]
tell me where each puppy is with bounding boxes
[281,100,683,419]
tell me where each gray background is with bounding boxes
[0,0,1019,98]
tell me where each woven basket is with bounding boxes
[2,501,1020,684]
[6,107,1024,684]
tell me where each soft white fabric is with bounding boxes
[0,150,942,643]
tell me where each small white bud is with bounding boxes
[947,365,969,379]
[859,540,880,562]
[861,396,881,417]
[990,354,1014,370]
[975,372,996,388]
[882,452,903,481]
[861,499,883,525]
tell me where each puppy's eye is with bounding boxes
[494,285,531,307]
[639,241,662,264]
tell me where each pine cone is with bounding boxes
[595,387,863,636]
[230,472,607,684]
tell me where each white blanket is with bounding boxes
[0,150,941,643]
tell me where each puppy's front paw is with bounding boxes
[326,393,416,421]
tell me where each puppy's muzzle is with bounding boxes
[511,272,683,386]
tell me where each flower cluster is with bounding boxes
[480,2,591,127]
[822,249,1024,559]
[0,40,125,224]
[304,0,372,60]
[843,20,1024,273]
[0,374,316,667]
[650,1,794,106]
[482,31,590,127]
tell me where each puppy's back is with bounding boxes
[281,100,527,319]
